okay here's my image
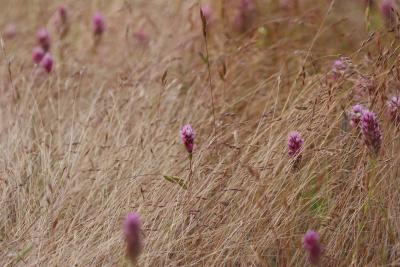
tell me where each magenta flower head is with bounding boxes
[39,53,53,73]
[123,212,142,262]
[361,110,382,154]
[349,104,365,128]
[288,131,303,158]
[200,5,212,25]
[32,47,45,64]
[387,96,400,123]
[180,124,195,154]
[36,28,51,51]
[92,12,105,36]
[380,0,396,27]
[302,230,322,265]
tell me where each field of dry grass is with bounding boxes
[1,0,400,266]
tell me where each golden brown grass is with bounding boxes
[1,0,400,266]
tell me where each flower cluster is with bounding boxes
[387,95,400,124]
[233,0,254,32]
[361,110,382,154]
[180,124,195,154]
[303,230,322,265]
[288,131,303,158]
[349,104,365,128]
[92,12,106,37]
[123,212,142,262]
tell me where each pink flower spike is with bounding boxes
[302,230,322,265]
[361,110,382,155]
[36,28,51,51]
[387,96,400,125]
[200,5,212,24]
[180,124,195,154]
[288,131,303,158]
[32,47,45,64]
[349,104,365,128]
[380,0,396,27]
[123,212,142,262]
[92,12,105,36]
[39,53,53,73]
[58,5,68,24]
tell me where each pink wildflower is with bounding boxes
[32,47,45,64]
[361,110,382,154]
[133,28,149,43]
[302,230,322,265]
[92,12,105,36]
[200,5,212,25]
[349,104,365,128]
[4,23,17,39]
[380,0,396,28]
[387,95,400,124]
[36,28,51,51]
[288,131,303,158]
[233,0,254,32]
[39,53,53,73]
[180,124,195,154]
[123,212,142,262]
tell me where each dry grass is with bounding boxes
[1,0,400,266]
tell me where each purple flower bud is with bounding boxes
[361,110,382,154]
[331,59,347,80]
[180,124,195,154]
[58,5,68,24]
[288,131,303,158]
[123,212,142,262]
[92,12,105,36]
[302,230,322,265]
[36,28,51,51]
[32,47,45,64]
[387,95,400,125]
[349,104,365,128]
[39,53,53,73]
[380,0,396,28]
[4,23,17,39]
[200,5,212,24]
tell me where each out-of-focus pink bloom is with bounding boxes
[123,212,142,262]
[39,53,53,73]
[4,23,17,39]
[36,28,51,51]
[349,104,365,128]
[180,124,195,154]
[387,95,400,124]
[233,0,254,32]
[380,0,396,28]
[92,12,105,36]
[331,59,347,80]
[200,5,212,25]
[361,110,382,154]
[32,47,45,64]
[279,0,295,10]
[133,28,149,43]
[58,5,68,24]
[302,230,322,265]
